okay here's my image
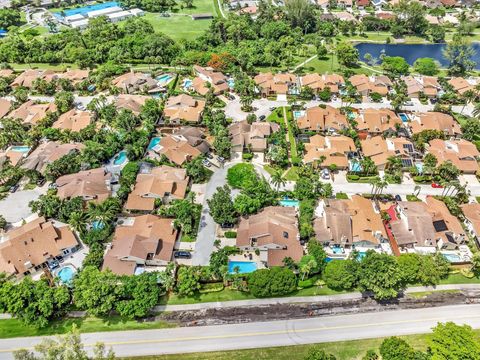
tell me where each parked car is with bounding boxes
[206,153,214,159]
[36,178,46,186]
[321,168,330,180]
[394,195,402,201]
[269,107,276,111]
[48,183,58,190]
[217,156,225,163]
[221,223,234,229]
[259,115,266,121]
[174,251,192,259]
[431,183,443,188]
[9,184,19,193]
[228,94,235,100]
[202,159,211,167]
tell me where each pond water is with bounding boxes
[355,43,480,69]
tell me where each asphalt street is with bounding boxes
[1,304,480,358]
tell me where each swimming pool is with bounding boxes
[92,220,105,230]
[10,146,31,153]
[279,199,300,208]
[113,151,128,166]
[399,113,409,123]
[293,110,304,118]
[148,137,161,150]
[54,1,119,18]
[57,265,76,284]
[442,253,462,263]
[349,161,362,172]
[228,261,257,274]
[415,163,423,174]
[183,79,193,89]
[332,245,343,255]
[346,112,356,121]
[227,79,235,88]
[157,74,173,84]
[357,251,367,260]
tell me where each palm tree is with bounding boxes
[376,179,388,197]
[462,89,476,114]
[271,169,286,191]
[473,102,480,120]
[360,157,377,176]
[68,211,87,235]
[369,177,378,196]
[414,185,421,197]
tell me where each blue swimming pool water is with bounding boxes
[148,137,161,150]
[92,220,105,230]
[442,253,462,263]
[157,74,172,84]
[227,79,235,88]
[399,113,408,123]
[357,251,367,260]
[10,146,30,153]
[332,246,343,255]
[293,110,303,118]
[415,163,424,174]
[347,112,356,120]
[54,1,119,18]
[228,261,257,274]
[113,151,127,165]
[183,79,193,88]
[349,161,362,172]
[280,199,300,208]
[57,266,75,283]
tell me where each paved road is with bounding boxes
[0,185,47,224]
[2,304,480,358]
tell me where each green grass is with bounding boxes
[284,107,299,162]
[266,108,285,128]
[439,273,480,285]
[304,55,376,76]
[406,194,420,202]
[283,166,300,181]
[263,165,277,176]
[0,316,175,339]
[159,288,256,305]
[408,289,460,299]
[126,330,480,360]
[7,63,79,71]
[335,192,349,200]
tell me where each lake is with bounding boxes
[355,43,480,69]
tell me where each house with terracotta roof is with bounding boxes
[427,138,480,174]
[409,112,462,137]
[297,106,348,133]
[461,203,480,244]
[254,72,298,96]
[402,76,441,98]
[52,109,93,132]
[164,94,206,124]
[192,65,229,95]
[236,206,303,267]
[333,11,357,21]
[392,197,466,251]
[10,69,57,88]
[151,127,210,165]
[0,146,31,167]
[0,217,79,278]
[314,195,388,249]
[21,142,85,174]
[300,73,345,94]
[448,77,476,95]
[0,69,14,78]
[60,69,89,85]
[349,74,392,97]
[125,166,189,212]
[0,98,11,119]
[356,108,402,136]
[229,120,280,154]
[338,0,353,9]
[7,100,57,126]
[303,134,356,168]
[115,94,149,116]
[357,0,370,8]
[102,215,179,275]
[55,168,112,203]
[360,136,416,169]
[112,71,159,94]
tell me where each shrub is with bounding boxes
[335,192,349,199]
[247,267,297,297]
[224,231,237,238]
[242,153,253,161]
[227,163,257,189]
[199,282,224,293]
[298,278,314,288]
[347,174,359,181]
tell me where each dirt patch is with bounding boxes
[157,290,480,327]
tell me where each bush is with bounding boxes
[413,175,432,183]
[347,174,359,181]
[406,195,420,201]
[298,278,314,288]
[199,282,224,293]
[335,192,349,199]
[227,163,257,189]
[224,231,237,238]
[247,267,297,297]
[242,153,253,161]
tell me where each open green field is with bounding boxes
[126,329,480,360]
[0,316,175,339]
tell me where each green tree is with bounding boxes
[435,161,460,182]
[428,322,480,360]
[307,239,328,274]
[443,34,476,76]
[304,346,337,360]
[0,214,7,230]
[116,272,160,319]
[175,266,202,296]
[270,169,286,191]
[323,259,359,290]
[213,128,231,159]
[298,255,318,280]
[247,267,297,297]
[381,56,410,76]
[54,91,75,114]
[380,337,416,360]
[335,42,359,68]
[185,156,211,183]
[159,194,201,237]
[207,185,237,225]
[359,251,404,300]
[460,118,480,141]
[362,350,379,360]
[413,58,439,76]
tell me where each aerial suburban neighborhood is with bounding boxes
[1,0,480,359]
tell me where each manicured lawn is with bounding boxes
[408,289,460,299]
[266,108,285,128]
[0,316,175,339]
[263,165,277,176]
[159,288,256,305]
[305,56,375,76]
[7,63,79,71]
[126,331,480,360]
[439,273,480,285]
[283,166,300,181]
[284,107,299,163]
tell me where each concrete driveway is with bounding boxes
[0,185,47,224]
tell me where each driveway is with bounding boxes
[0,185,47,224]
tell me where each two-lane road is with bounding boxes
[2,304,480,358]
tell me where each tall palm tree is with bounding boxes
[271,169,286,191]
[461,89,476,114]
[473,102,480,120]
[369,177,378,196]
[375,179,388,197]
[69,211,87,235]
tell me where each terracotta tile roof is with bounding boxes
[125,166,189,211]
[349,74,391,95]
[0,217,78,276]
[254,72,297,95]
[60,69,89,84]
[8,100,57,126]
[360,136,414,167]
[155,134,202,165]
[21,141,85,174]
[115,94,149,115]
[303,134,355,167]
[300,73,345,93]
[236,206,303,266]
[410,112,462,136]
[164,94,205,123]
[56,168,111,203]
[112,72,158,93]
[229,120,279,152]
[297,106,348,132]
[193,65,229,95]
[52,109,93,132]
[461,203,480,236]
[102,215,178,275]
[356,108,402,134]
[427,138,479,173]
[11,69,49,88]
[0,69,13,78]
[448,77,476,95]
[0,98,11,119]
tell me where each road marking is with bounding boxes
[2,313,480,353]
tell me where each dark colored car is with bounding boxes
[9,184,19,193]
[174,251,192,259]
[221,223,234,229]
[36,178,46,186]
[394,195,401,202]
[259,115,266,121]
